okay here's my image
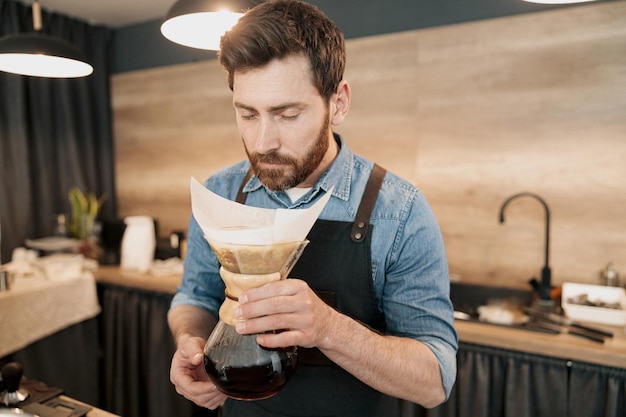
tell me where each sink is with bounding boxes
[450,281,534,315]
[450,281,558,334]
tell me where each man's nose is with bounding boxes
[253,117,280,153]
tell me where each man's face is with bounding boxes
[232,54,336,191]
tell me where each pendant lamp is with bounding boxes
[522,0,596,3]
[161,0,251,50]
[0,1,93,78]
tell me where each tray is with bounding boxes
[562,282,626,327]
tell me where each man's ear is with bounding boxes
[330,80,351,126]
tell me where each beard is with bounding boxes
[245,111,331,191]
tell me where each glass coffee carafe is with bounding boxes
[203,238,309,400]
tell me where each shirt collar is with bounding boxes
[315,133,352,202]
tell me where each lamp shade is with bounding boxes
[522,0,596,3]
[161,0,250,50]
[0,32,93,78]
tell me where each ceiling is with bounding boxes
[16,1,614,31]
[18,0,176,28]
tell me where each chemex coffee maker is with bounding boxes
[188,177,332,401]
[203,238,309,400]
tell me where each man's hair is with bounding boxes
[218,0,346,101]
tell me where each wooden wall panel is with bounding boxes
[410,3,626,286]
[112,61,242,233]
[111,2,626,289]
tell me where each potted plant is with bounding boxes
[68,187,106,240]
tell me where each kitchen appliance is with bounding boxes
[0,362,90,417]
[120,216,155,272]
[1,362,29,406]
[99,219,126,265]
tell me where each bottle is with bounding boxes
[599,262,620,287]
[54,214,67,237]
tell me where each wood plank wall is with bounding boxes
[111,2,626,289]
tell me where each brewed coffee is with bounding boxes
[204,328,298,400]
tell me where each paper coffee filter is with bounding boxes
[190,177,332,245]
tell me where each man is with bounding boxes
[168,1,458,416]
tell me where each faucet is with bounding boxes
[498,192,552,304]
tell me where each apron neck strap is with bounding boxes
[234,163,387,243]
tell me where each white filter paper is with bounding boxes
[190,177,332,245]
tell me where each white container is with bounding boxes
[120,216,156,273]
[562,282,626,327]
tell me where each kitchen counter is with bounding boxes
[96,265,182,294]
[95,266,626,369]
[455,319,626,369]
[0,273,101,358]
[60,395,119,417]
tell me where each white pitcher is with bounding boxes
[120,216,155,272]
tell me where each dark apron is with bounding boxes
[222,165,400,417]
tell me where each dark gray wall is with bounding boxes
[111,0,616,73]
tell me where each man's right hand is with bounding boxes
[170,335,227,410]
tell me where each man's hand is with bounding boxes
[233,278,336,349]
[169,334,227,410]
[232,278,446,407]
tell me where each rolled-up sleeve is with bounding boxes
[375,187,458,398]
[170,214,224,319]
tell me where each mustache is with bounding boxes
[250,152,295,166]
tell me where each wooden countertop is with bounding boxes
[455,319,626,369]
[95,265,182,294]
[94,266,626,369]
[60,395,120,417]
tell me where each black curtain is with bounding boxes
[99,283,217,417]
[410,342,626,417]
[0,0,116,263]
[569,361,626,417]
[5,317,101,406]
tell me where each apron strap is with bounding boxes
[351,164,386,243]
[234,164,387,243]
[235,168,254,204]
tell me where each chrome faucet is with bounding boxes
[499,192,552,304]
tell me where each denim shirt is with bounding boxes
[171,135,458,397]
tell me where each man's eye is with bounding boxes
[240,114,257,120]
[281,114,299,120]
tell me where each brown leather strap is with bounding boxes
[351,164,386,243]
[235,168,254,204]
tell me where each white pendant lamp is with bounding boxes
[0,1,93,78]
[161,0,250,50]
[522,0,596,3]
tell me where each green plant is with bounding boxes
[68,187,107,239]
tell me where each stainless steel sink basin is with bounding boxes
[450,281,558,334]
[450,282,533,314]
